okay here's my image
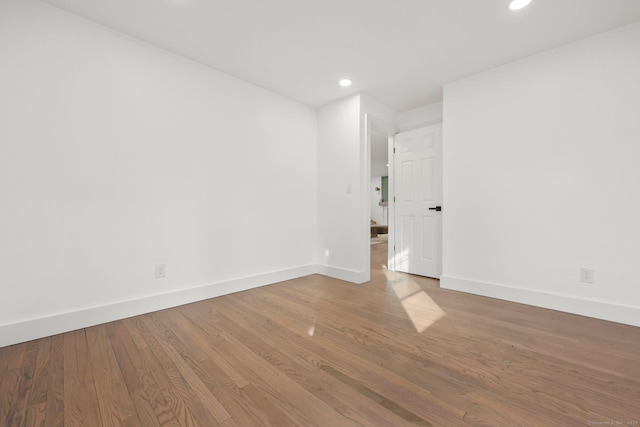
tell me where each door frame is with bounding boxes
[387,131,397,272]
[364,114,397,278]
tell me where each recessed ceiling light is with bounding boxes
[509,0,532,10]
[339,79,352,87]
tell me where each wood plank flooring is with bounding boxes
[1,243,639,426]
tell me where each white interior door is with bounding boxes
[393,124,442,278]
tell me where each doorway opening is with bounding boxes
[370,129,389,246]
[366,117,395,277]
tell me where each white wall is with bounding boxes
[316,93,396,283]
[442,23,640,326]
[316,95,364,281]
[0,0,318,346]
[398,102,443,132]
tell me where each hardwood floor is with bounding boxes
[2,243,639,426]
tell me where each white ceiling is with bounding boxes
[41,0,640,112]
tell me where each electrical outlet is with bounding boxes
[155,264,166,279]
[580,268,594,284]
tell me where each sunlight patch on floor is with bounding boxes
[386,270,445,333]
[391,280,421,300]
[306,314,318,337]
[401,291,445,333]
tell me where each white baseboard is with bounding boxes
[441,275,640,327]
[0,264,318,348]
[316,264,369,284]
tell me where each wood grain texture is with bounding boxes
[0,242,639,426]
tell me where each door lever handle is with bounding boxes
[428,206,442,212]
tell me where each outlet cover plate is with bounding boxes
[155,264,166,279]
[580,268,594,284]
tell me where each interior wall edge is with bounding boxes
[0,264,318,348]
[441,275,640,328]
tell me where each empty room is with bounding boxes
[1,0,639,425]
